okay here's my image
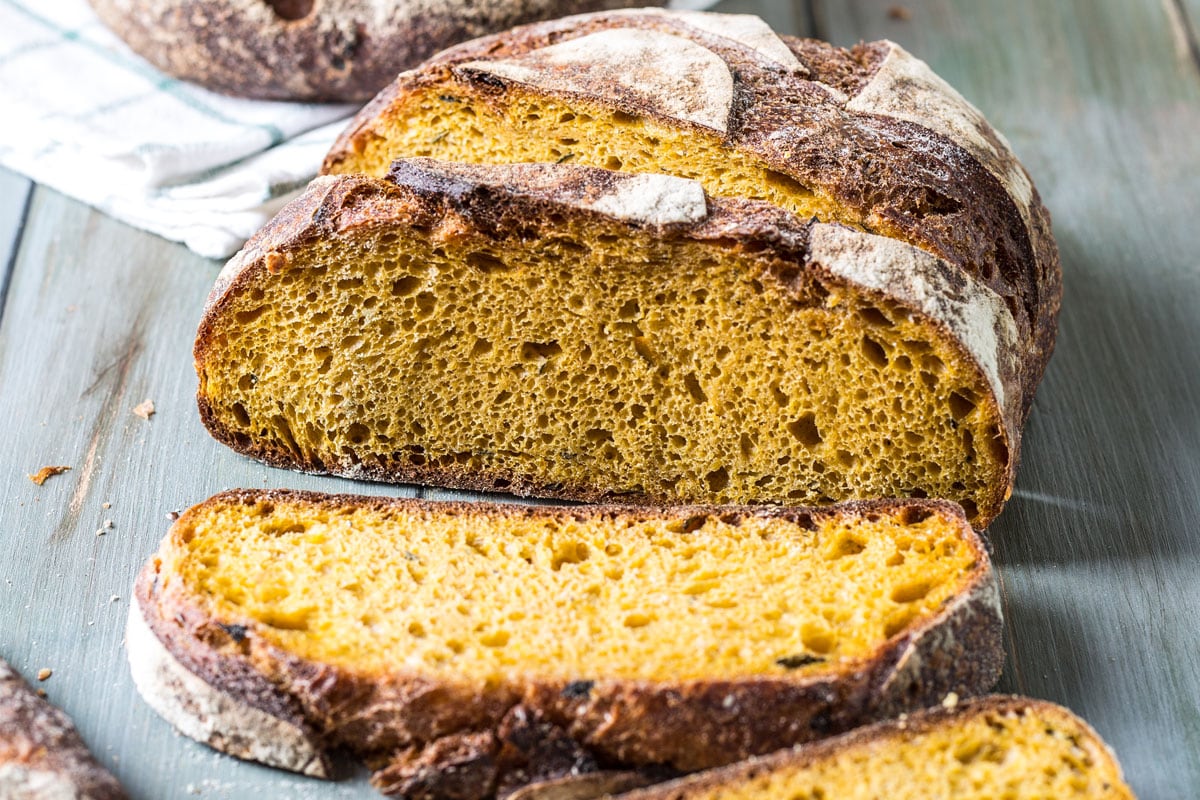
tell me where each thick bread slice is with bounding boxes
[614,696,1135,800]
[86,0,656,102]
[0,659,126,800]
[323,9,1060,418]
[198,160,1024,525]
[127,490,1002,799]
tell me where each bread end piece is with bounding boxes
[125,594,330,779]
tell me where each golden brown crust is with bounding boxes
[131,490,1002,798]
[615,696,1135,800]
[322,10,1060,421]
[85,0,657,102]
[0,659,127,800]
[196,164,1022,525]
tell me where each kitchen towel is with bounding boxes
[0,0,720,260]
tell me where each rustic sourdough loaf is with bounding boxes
[86,0,655,102]
[614,696,1134,800]
[127,490,1001,798]
[323,8,1060,420]
[198,159,1026,525]
[0,658,127,800]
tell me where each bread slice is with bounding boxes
[0,658,126,800]
[198,159,1027,525]
[613,696,1134,800]
[127,490,1001,798]
[323,8,1060,417]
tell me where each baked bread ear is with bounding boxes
[127,490,1002,798]
[612,696,1134,800]
[0,658,127,800]
[85,0,657,102]
[323,8,1060,420]
[198,160,1026,525]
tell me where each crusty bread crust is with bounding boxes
[125,601,330,778]
[85,0,655,102]
[0,659,126,800]
[323,10,1060,419]
[196,162,1024,526]
[130,490,1003,796]
[614,695,1135,800]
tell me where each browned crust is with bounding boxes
[0,659,127,799]
[85,0,658,102]
[322,10,1059,420]
[616,695,1135,800]
[133,489,1001,795]
[195,167,1019,526]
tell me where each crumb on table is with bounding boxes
[28,466,70,485]
[132,399,156,419]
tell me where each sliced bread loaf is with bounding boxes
[614,696,1134,800]
[0,658,127,800]
[127,490,1001,798]
[199,159,1027,525]
[86,0,656,102]
[323,8,1060,418]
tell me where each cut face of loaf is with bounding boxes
[617,696,1134,800]
[128,491,1002,798]
[198,160,1023,525]
[324,9,1061,420]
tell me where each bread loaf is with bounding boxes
[127,490,1001,798]
[198,159,1028,525]
[614,696,1134,800]
[0,658,127,800]
[324,8,1060,423]
[85,0,656,102]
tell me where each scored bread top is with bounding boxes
[324,9,1060,421]
[132,490,1002,782]
[202,159,1024,524]
[615,696,1135,800]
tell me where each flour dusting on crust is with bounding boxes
[664,10,801,68]
[459,29,734,132]
[125,601,328,778]
[808,224,1020,432]
[847,43,1035,233]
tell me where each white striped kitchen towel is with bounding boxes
[0,0,720,259]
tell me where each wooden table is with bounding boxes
[2,0,1197,796]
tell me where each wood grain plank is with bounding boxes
[817,1,1200,795]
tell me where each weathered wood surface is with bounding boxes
[0,0,1197,797]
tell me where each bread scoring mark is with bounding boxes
[125,601,328,778]
[846,43,1034,233]
[808,224,1019,431]
[459,29,735,133]
[654,9,801,68]
[396,159,711,227]
[584,171,709,226]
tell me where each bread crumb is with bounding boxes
[167,510,181,521]
[104,519,114,529]
[28,466,70,485]
[37,668,52,681]
[109,595,120,603]
[36,689,47,698]
[888,5,912,20]
[942,691,960,709]
[132,399,156,420]
[102,502,111,509]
